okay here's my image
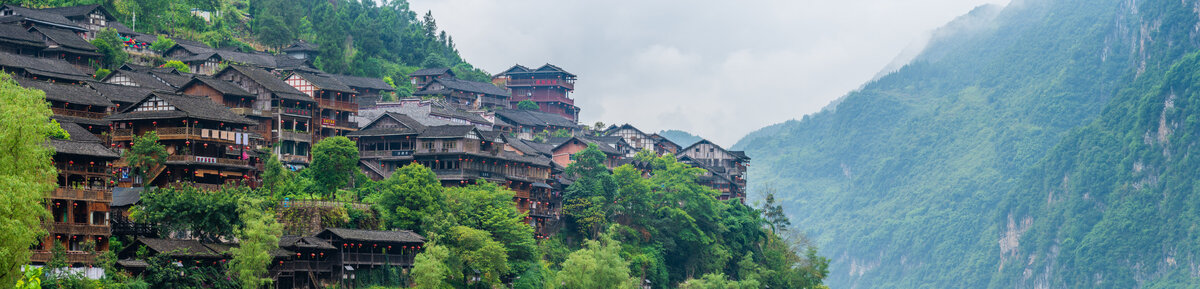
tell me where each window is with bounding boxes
[443,141,456,149]
[423,142,434,150]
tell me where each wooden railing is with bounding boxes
[280,131,312,142]
[166,154,251,167]
[57,164,109,175]
[316,98,358,112]
[279,154,309,164]
[505,78,574,90]
[277,107,312,117]
[360,150,414,158]
[230,107,271,117]
[110,127,244,143]
[319,118,358,129]
[51,107,107,119]
[51,187,112,202]
[31,251,96,264]
[341,252,416,267]
[281,200,371,211]
[50,222,110,236]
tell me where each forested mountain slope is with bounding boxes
[735,0,1200,287]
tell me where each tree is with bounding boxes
[254,14,292,52]
[126,131,167,187]
[133,184,245,241]
[94,68,111,80]
[553,233,635,289]
[760,188,790,235]
[678,273,760,289]
[91,28,128,69]
[367,163,444,234]
[411,244,454,289]
[517,100,540,110]
[562,144,617,238]
[310,136,359,198]
[0,73,57,287]
[159,60,191,73]
[228,197,282,289]
[149,35,176,53]
[445,226,509,285]
[443,181,537,264]
[13,266,40,289]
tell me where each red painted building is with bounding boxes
[494,64,579,122]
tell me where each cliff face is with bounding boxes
[735,0,1200,288]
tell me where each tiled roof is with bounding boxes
[422,77,508,96]
[182,76,253,97]
[48,121,118,158]
[15,77,111,107]
[111,187,146,207]
[411,67,452,77]
[37,5,108,19]
[549,136,622,155]
[0,22,45,48]
[318,228,425,244]
[282,41,317,52]
[106,92,254,125]
[347,112,425,137]
[103,70,174,90]
[494,109,577,129]
[279,236,336,250]
[30,26,95,53]
[181,50,276,68]
[0,5,83,30]
[292,70,354,93]
[135,238,229,258]
[87,81,155,106]
[418,125,476,138]
[332,74,393,91]
[220,65,308,99]
[494,64,530,76]
[150,71,193,88]
[0,51,90,82]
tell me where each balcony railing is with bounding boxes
[166,155,251,167]
[316,98,358,112]
[31,251,96,264]
[50,222,110,236]
[51,107,107,119]
[52,187,112,202]
[319,118,358,129]
[280,131,312,142]
[279,154,309,164]
[277,107,312,117]
[361,150,414,158]
[110,127,244,144]
[505,78,574,90]
[229,107,271,117]
[56,164,109,175]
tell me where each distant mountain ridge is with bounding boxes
[736,0,1200,288]
[657,129,703,148]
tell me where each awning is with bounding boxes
[532,182,552,189]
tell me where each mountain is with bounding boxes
[734,0,1200,288]
[657,129,704,147]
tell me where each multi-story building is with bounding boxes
[492,108,580,140]
[106,92,258,190]
[494,64,579,122]
[214,65,317,168]
[677,140,750,200]
[36,121,120,266]
[284,69,359,139]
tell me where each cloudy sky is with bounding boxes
[410,0,1010,146]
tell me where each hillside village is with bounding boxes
[0,4,757,288]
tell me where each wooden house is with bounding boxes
[105,92,259,189]
[216,65,317,167]
[604,124,657,157]
[548,136,623,169]
[284,69,358,138]
[34,5,113,40]
[492,108,580,140]
[409,67,453,88]
[15,77,112,132]
[413,77,510,110]
[494,64,579,121]
[0,22,46,54]
[33,121,120,266]
[0,50,93,83]
[332,74,394,108]
[677,140,750,200]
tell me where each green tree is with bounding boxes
[517,100,539,110]
[159,60,190,73]
[310,136,359,198]
[678,273,760,289]
[562,144,617,238]
[228,197,282,289]
[13,266,40,289]
[133,184,245,241]
[254,14,292,52]
[91,28,128,69]
[443,181,537,264]
[445,226,509,285]
[367,163,444,234]
[411,244,454,289]
[125,131,167,187]
[93,68,111,80]
[149,35,176,53]
[552,233,635,289]
[760,188,790,235]
[0,73,57,287]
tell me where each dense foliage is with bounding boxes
[0,73,58,287]
[735,0,1200,288]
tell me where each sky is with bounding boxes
[409,0,1010,146]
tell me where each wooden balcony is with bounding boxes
[51,187,112,202]
[341,252,415,267]
[276,107,312,117]
[505,78,574,90]
[360,150,414,159]
[31,251,97,264]
[111,127,244,144]
[230,107,272,118]
[316,98,357,112]
[280,131,312,143]
[51,107,107,119]
[279,154,309,164]
[50,222,111,236]
[57,164,110,176]
[166,154,251,168]
[319,118,358,130]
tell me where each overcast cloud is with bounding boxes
[409,0,1010,146]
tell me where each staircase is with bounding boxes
[143,165,166,185]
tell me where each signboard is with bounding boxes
[391,150,413,157]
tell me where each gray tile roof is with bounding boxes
[87,81,155,106]
[494,109,577,129]
[422,77,509,96]
[30,26,96,53]
[318,228,426,244]
[0,22,45,48]
[15,77,111,107]
[418,125,476,138]
[133,238,228,258]
[279,236,336,250]
[0,5,83,30]
[0,51,90,82]
[48,121,119,158]
[37,5,108,19]
[104,70,174,90]
[411,67,452,77]
[106,92,254,125]
[220,65,309,100]
[110,187,145,207]
[293,70,354,93]
[332,74,393,91]
[182,76,253,97]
